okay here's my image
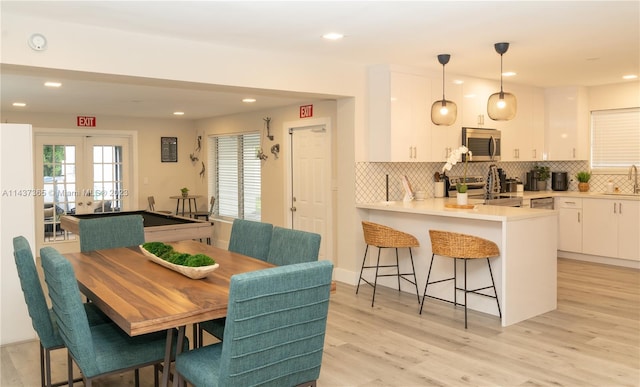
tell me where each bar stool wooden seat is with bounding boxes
[356,221,420,307]
[420,230,502,328]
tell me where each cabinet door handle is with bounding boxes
[408,147,412,159]
[532,149,537,159]
[619,202,622,214]
[578,212,580,223]
[413,147,417,159]
[572,148,576,158]
[613,203,617,214]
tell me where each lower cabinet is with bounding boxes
[582,198,640,261]
[556,197,582,253]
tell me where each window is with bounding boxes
[591,108,640,172]
[208,133,261,221]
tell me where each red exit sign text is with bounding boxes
[77,116,96,127]
[299,104,313,118]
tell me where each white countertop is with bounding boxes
[356,198,557,221]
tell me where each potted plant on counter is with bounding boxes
[576,171,591,192]
[534,165,551,190]
[443,146,472,205]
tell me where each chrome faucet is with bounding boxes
[629,164,639,194]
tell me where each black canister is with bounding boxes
[552,172,568,191]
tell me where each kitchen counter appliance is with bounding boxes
[530,196,554,209]
[552,172,569,191]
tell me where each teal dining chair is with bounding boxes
[199,225,321,343]
[175,260,333,387]
[266,226,321,266]
[40,246,186,387]
[12,236,110,387]
[195,219,274,346]
[227,218,273,261]
[78,214,145,252]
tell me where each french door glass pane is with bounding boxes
[92,145,123,212]
[43,144,77,242]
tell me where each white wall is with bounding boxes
[1,124,36,345]
[588,81,640,110]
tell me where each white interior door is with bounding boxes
[288,119,332,262]
[34,133,132,253]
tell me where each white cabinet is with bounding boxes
[368,65,431,162]
[500,85,545,161]
[544,86,589,160]
[460,78,495,129]
[582,198,640,260]
[556,197,582,253]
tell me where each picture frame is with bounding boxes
[161,137,178,162]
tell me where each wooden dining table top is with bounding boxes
[63,239,274,336]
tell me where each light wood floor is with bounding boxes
[2,258,638,386]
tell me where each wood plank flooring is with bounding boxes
[1,258,638,386]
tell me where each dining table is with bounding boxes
[62,239,274,387]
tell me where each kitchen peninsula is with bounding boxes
[357,198,558,326]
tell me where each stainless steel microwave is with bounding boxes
[462,127,501,161]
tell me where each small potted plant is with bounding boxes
[576,171,591,192]
[180,187,189,197]
[534,165,551,190]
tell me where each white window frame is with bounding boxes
[590,107,640,174]
[208,132,261,221]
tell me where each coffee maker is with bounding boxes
[526,170,539,191]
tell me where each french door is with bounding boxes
[34,133,133,253]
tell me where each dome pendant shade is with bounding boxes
[487,42,517,121]
[431,53,457,126]
[431,99,458,126]
[487,91,517,120]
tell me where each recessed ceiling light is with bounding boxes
[242,98,256,103]
[44,81,62,87]
[453,79,464,85]
[622,74,638,80]
[13,102,27,107]
[322,32,344,40]
[173,111,185,116]
[502,72,516,77]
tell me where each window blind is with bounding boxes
[591,108,640,169]
[208,133,261,220]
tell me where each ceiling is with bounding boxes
[1,1,638,120]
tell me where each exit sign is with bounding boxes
[299,104,313,118]
[77,116,96,127]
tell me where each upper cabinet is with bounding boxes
[368,65,431,162]
[544,86,589,160]
[499,84,545,161]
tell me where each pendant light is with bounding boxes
[487,42,517,121]
[431,54,457,126]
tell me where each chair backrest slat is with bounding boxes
[78,214,145,252]
[228,219,273,261]
[267,226,321,266]
[219,260,333,386]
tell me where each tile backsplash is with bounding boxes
[355,160,635,203]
